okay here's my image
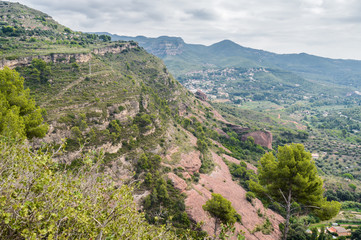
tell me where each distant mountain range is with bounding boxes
[95,32,361,90]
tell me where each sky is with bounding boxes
[8,0,361,60]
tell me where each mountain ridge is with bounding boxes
[99,33,361,89]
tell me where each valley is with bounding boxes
[1,1,361,239]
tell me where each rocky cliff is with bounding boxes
[0,42,137,69]
[241,130,273,149]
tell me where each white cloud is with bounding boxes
[9,0,361,59]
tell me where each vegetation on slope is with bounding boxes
[0,137,179,240]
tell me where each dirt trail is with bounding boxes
[57,76,85,98]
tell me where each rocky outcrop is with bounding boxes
[167,172,187,192]
[215,128,229,138]
[0,43,138,69]
[0,53,92,69]
[222,154,258,172]
[241,130,273,149]
[226,123,250,134]
[92,43,137,55]
[113,100,140,122]
[179,150,202,173]
[195,90,207,101]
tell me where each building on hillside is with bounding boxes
[327,226,351,237]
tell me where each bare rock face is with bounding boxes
[179,150,202,173]
[185,151,283,240]
[98,142,122,154]
[241,130,273,149]
[215,128,229,138]
[167,172,187,192]
[0,43,138,69]
[113,100,140,122]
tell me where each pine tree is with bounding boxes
[202,193,239,238]
[0,67,48,139]
[250,143,340,240]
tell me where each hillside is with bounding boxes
[106,34,361,88]
[105,34,361,179]
[101,33,361,231]
[0,2,285,239]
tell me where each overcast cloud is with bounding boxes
[8,0,361,60]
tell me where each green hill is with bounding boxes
[0,2,288,239]
[97,32,361,220]
[104,33,361,92]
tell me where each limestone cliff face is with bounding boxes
[0,43,137,69]
[0,53,92,69]
[241,130,273,149]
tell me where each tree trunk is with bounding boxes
[282,189,292,240]
[214,218,219,239]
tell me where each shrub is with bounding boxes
[246,192,256,202]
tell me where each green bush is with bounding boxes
[0,138,179,239]
[246,192,256,202]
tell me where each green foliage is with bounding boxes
[0,67,48,139]
[99,34,111,42]
[203,193,240,237]
[218,223,245,240]
[197,138,208,153]
[251,217,273,235]
[351,226,361,240]
[228,161,257,190]
[349,183,357,191]
[27,58,52,83]
[342,173,354,180]
[133,113,153,132]
[108,119,122,141]
[135,153,205,238]
[0,137,179,239]
[136,153,161,174]
[341,201,361,211]
[246,192,256,202]
[250,143,340,240]
[219,130,265,162]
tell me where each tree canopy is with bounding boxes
[351,226,361,240]
[202,193,240,238]
[250,143,340,240]
[0,67,48,139]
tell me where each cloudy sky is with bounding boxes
[9,0,361,60]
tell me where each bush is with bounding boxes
[246,192,256,202]
[0,138,178,239]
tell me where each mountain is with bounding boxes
[95,33,361,220]
[0,2,285,239]
[102,33,361,90]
